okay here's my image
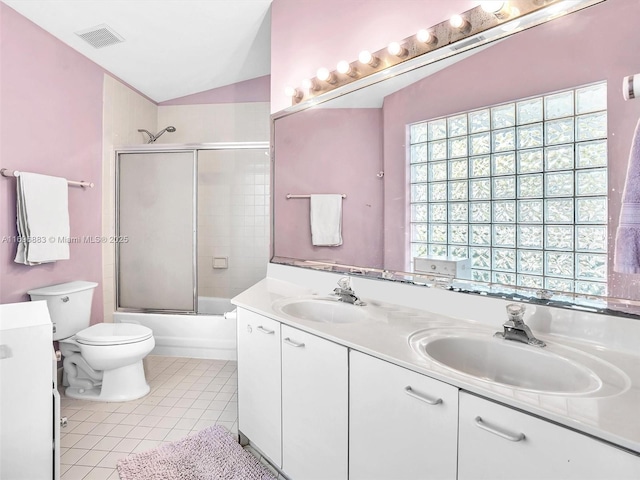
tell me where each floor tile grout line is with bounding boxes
[59,355,240,480]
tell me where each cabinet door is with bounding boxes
[458,391,640,480]
[349,351,458,480]
[0,321,53,480]
[281,325,348,480]
[237,309,282,467]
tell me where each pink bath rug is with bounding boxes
[116,425,276,480]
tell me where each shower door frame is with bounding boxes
[114,142,270,314]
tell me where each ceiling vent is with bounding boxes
[75,24,124,49]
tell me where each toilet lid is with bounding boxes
[75,323,153,346]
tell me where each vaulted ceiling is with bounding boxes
[2,0,273,102]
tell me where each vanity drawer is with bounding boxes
[458,391,640,480]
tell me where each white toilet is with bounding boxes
[28,281,155,402]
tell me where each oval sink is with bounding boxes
[273,297,369,324]
[409,329,628,396]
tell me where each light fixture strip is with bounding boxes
[290,0,597,105]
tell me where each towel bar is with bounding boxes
[0,168,94,188]
[286,193,346,199]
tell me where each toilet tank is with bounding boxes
[27,281,98,341]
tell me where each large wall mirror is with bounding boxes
[272,0,640,317]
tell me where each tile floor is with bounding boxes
[59,355,244,480]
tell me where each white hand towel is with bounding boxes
[614,118,640,273]
[310,194,343,246]
[14,172,70,265]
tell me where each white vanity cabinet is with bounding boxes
[0,301,57,480]
[349,351,459,480]
[458,391,640,480]
[236,303,640,480]
[281,325,348,480]
[237,309,282,466]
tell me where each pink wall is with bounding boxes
[382,0,640,299]
[270,0,480,113]
[159,74,271,106]
[273,108,384,267]
[0,3,105,322]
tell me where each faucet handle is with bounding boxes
[506,303,526,323]
[337,276,352,290]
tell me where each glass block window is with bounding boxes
[409,82,608,295]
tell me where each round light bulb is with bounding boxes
[284,86,297,97]
[388,42,402,56]
[450,14,464,28]
[301,78,315,91]
[417,29,431,43]
[316,67,331,81]
[337,60,351,74]
[358,50,373,65]
[480,1,506,13]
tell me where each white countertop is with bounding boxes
[232,270,640,455]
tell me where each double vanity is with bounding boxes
[232,264,640,479]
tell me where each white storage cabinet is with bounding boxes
[237,309,282,466]
[281,324,348,480]
[349,351,458,480]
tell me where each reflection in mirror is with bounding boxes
[272,0,640,317]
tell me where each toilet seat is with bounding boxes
[75,323,153,346]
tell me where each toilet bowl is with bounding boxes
[59,323,155,401]
[28,281,155,402]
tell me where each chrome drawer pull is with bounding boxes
[474,416,525,442]
[404,386,442,405]
[283,337,305,348]
[257,326,275,335]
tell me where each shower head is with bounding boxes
[137,126,177,143]
[152,125,177,142]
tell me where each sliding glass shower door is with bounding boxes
[116,151,197,313]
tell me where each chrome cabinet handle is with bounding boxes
[474,416,525,442]
[404,386,442,405]
[257,326,275,335]
[283,337,305,348]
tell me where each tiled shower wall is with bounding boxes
[198,149,270,299]
[157,102,271,302]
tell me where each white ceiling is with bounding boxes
[2,0,272,103]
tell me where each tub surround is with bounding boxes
[233,264,640,454]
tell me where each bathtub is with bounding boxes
[113,297,236,360]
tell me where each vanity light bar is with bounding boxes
[286,0,605,105]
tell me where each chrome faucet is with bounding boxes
[333,277,365,306]
[494,304,546,347]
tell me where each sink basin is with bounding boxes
[409,329,629,396]
[273,297,369,324]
